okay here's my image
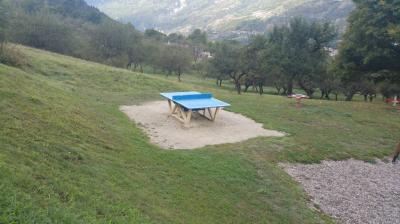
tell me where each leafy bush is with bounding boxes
[0,44,26,67]
[379,81,400,98]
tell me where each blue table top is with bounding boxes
[160,92,230,110]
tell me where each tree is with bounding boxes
[187,29,208,64]
[0,0,8,45]
[379,81,400,99]
[244,35,269,95]
[90,22,141,67]
[11,10,76,55]
[159,45,191,81]
[199,59,229,87]
[267,66,288,95]
[124,24,145,71]
[319,61,343,100]
[263,18,336,97]
[167,33,186,45]
[359,81,377,102]
[127,41,145,72]
[0,0,9,63]
[336,0,400,100]
[140,40,160,73]
[187,29,207,45]
[210,40,247,94]
[144,29,166,41]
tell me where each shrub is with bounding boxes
[0,44,26,67]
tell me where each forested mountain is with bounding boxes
[85,0,355,40]
[12,0,112,24]
[5,0,134,60]
[1,0,203,77]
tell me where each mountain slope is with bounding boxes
[86,0,354,39]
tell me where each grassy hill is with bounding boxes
[1,45,399,223]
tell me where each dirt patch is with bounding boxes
[280,159,400,224]
[120,101,285,149]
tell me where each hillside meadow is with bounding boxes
[1,45,399,223]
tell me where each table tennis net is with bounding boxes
[172,93,213,101]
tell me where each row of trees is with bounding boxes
[202,18,337,97]
[201,0,400,101]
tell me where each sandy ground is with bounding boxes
[280,159,400,224]
[120,101,285,149]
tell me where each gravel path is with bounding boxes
[280,159,400,224]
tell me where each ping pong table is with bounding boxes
[160,92,230,126]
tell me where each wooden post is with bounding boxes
[177,106,185,122]
[167,100,173,113]
[212,108,221,121]
[207,108,212,119]
[172,104,178,114]
[168,104,222,126]
[184,110,192,127]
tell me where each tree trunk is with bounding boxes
[258,84,263,95]
[0,43,4,54]
[287,79,293,95]
[274,83,281,95]
[235,80,241,94]
[178,68,182,82]
[320,90,325,99]
[298,81,314,98]
[369,94,374,102]
[244,84,250,92]
[345,92,354,101]
[282,87,287,96]
[325,92,330,100]
[230,72,246,94]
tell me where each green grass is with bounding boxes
[1,45,399,223]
